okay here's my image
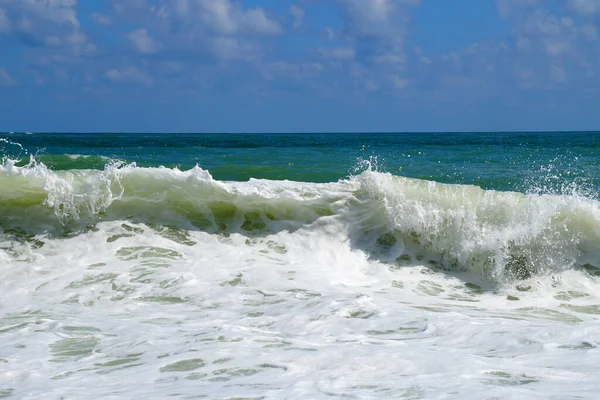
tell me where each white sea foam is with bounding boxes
[1,163,600,398]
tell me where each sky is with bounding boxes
[0,0,600,133]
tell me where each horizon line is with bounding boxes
[2,130,600,135]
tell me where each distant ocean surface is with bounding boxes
[2,132,600,399]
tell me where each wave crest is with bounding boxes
[355,171,600,280]
[2,160,600,281]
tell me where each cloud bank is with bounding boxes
[0,0,599,131]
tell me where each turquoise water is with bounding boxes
[2,132,600,399]
[3,131,599,193]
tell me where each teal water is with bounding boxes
[3,131,599,194]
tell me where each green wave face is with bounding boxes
[1,161,600,281]
[0,163,340,234]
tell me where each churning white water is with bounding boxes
[2,163,600,399]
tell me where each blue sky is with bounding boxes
[0,0,599,132]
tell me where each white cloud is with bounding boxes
[0,0,91,52]
[568,0,600,15]
[499,7,582,59]
[516,36,531,51]
[242,8,282,35]
[516,66,535,83]
[413,47,432,64]
[1,0,80,27]
[318,46,356,61]
[126,28,161,54]
[290,5,304,29]
[267,61,324,80]
[339,0,421,25]
[523,12,562,36]
[165,0,281,35]
[495,0,540,17]
[324,27,335,41]
[209,36,261,60]
[0,7,10,33]
[339,0,396,37]
[373,53,405,64]
[580,23,598,40]
[0,67,16,86]
[550,65,566,82]
[393,76,409,90]
[105,66,153,85]
[90,13,111,25]
[545,40,571,56]
[468,2,599,90]
[343,0,390,22]
[561,17,574,28]
[107,0,281,62]
[336,0,420,65]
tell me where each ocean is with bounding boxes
[1,132,600,399]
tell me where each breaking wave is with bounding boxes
[1,158,600,281]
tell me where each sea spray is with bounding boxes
[354,170,600,280]
[2,158,600,281]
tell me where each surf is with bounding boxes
[2,157,600,282]
[2,133,600,399]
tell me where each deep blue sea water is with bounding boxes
[3,131,599,193]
